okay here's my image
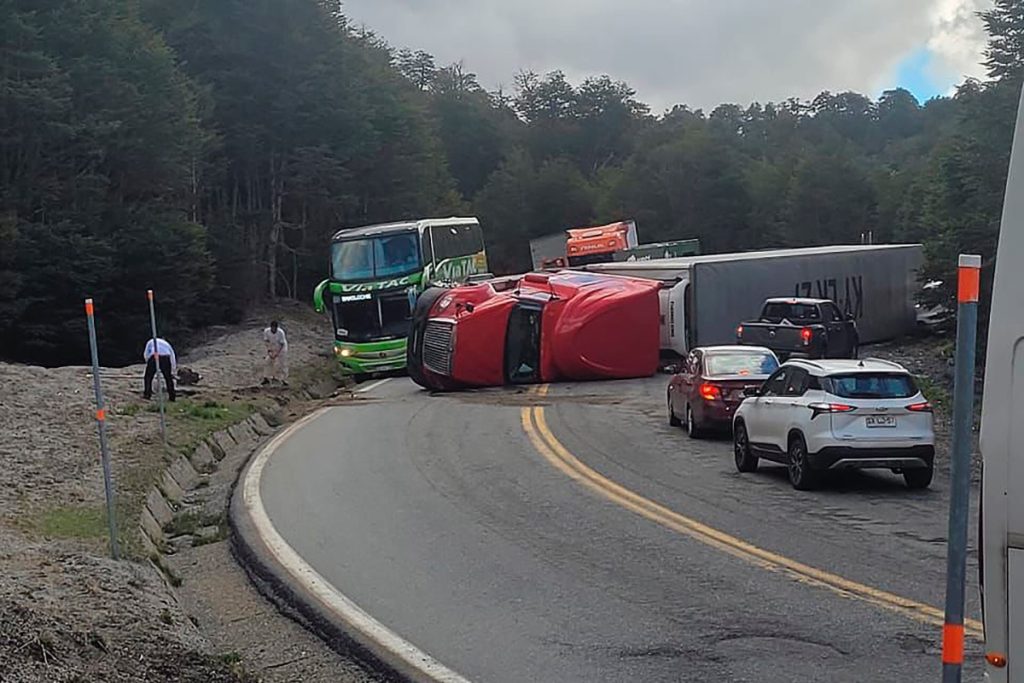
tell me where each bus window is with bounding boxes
[430,223,484,262]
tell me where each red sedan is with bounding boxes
[667,345,779,438]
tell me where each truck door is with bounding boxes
[505,302,544,384]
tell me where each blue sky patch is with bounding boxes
[893,47,945,102]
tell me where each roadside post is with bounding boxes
[84,299,121,561]
[941,254,981,682]
[146,289,167,445]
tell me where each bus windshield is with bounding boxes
[331,233,421,282]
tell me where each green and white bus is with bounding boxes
[313,217,488,376]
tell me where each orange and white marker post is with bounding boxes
[942,254,981,683]
[146,290,167,444]
[84,298,120,560]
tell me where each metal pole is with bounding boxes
[942,254,981,682]
[147,289,167,444]
[84,299,120,561]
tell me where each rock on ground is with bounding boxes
[0,301,354,682]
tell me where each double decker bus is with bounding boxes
[313,217,488,376]
[980,85,1024,680]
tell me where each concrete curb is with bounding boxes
[229,397,471,683]
[139,413,269,553]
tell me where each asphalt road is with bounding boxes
[256,376,983,682]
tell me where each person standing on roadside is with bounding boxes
[262,320,289,385]
[143,337,177,401]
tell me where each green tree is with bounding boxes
[0,0,211,364]
[981,0,1024,83]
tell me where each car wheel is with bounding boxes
[734,422,758,473]
[686,404,703,439]
[904,465,933,490]
[668,393,682,427]
[787,434,818,490]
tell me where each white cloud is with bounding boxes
[342,0,991,111]
[926,0,991,84]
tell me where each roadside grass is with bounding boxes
[18,358,339,562]
[23,504,110,541]
[916,373,951,415]
[108,394,269,560]
[166,398,259,456]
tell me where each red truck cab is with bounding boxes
[565,221,638,267]
[407,271,661,390]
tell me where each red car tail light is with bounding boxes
[699,383,721,401]
[801,327,813,345]
[907,402,933,413]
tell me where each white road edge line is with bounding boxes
[357,377,392,394]
[241,402,472,683]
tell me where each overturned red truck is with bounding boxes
[407,271,661,390]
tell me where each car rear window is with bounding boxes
[826,373,918,399]
[760,303,820,323]
[705,352,779,377]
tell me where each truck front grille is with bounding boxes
[422,320,454,376]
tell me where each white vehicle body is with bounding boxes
[585,244,923,356]
[980,85,1024,681]
[733,358,935,490]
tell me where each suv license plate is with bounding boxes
[866,416,897,428]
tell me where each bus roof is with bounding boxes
[331,217,479,242]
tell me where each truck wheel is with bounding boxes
[787,434,819,490]
[668,394,682,427]
[686,404,704,439]
[904,466,933,490]
[734,423,758,473]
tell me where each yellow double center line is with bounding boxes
[520,384,983,638]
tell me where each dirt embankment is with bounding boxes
[0,301,369,682]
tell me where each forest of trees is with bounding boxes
[1,0,1022,364]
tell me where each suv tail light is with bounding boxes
[699,383,721,401]
[907,402,933,413]
[736,325,744,339]
[801,327,813,346]
[808,402,855,419]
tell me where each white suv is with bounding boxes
[732,358,935,490]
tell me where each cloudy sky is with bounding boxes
[342,0,992,112]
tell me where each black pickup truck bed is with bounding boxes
[737,298,858,360]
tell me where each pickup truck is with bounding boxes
[736,298,858,360]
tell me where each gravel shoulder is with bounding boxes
[0,301,376,682]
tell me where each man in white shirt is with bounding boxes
[143,337,177,401]
[262,320,288,385]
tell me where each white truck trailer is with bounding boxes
[585,244,924,356]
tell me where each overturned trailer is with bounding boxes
[585,244,924,356]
